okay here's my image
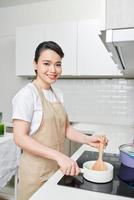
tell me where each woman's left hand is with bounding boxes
[87,134,108,149]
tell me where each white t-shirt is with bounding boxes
[12,82,64,135]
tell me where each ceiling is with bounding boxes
[0,0,51,7]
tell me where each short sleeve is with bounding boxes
[53,88,64,104]
[12,87,34,122]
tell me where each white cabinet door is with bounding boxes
[77,19,121,76]
[16,22,77,76]
[16,25,46,76]
[106,0,134,29]
[45,22,77,75]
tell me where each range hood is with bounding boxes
[100,28,134,77]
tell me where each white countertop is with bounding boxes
[29,122,134,200]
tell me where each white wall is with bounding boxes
[0,0,103,122]
[0,0,134,127]
[0,0,101,36]
[0,34,29,123]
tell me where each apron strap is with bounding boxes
[32,81,47,133]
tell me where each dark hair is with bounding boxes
[34,41,64,63]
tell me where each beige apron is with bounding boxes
[18,83,68,200]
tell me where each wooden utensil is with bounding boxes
[92,142,107,171]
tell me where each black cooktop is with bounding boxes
[57,151,134,199]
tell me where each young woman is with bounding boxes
[12,41,108,200]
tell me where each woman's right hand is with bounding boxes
[56,153,80,176]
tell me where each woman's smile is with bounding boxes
[46,73,57,80]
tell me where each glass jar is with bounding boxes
[0,112,5,136]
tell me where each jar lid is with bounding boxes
[119,143,134,157]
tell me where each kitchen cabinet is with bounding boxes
[16,22,77,76]
[16,20,121,77]
[100,0,134,78]
[64,138,71,156]
[70,141,81,156]
[77,19,121,76]
[64,139,81,156]
[106,0,134,29]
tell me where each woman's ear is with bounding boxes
[33,61,37,70]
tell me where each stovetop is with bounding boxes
[57,151,134,199]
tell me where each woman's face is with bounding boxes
[34,49,62,89]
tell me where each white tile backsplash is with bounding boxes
[54,79,134,126]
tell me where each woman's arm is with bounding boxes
[66,124,108,148]
[13,119,80,176]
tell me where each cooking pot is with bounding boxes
[118,163,134,182]
[80,161,113,183]
[119,143,134,168]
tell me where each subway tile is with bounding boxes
[55,79,134,125]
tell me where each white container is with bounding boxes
[80,161,113,183]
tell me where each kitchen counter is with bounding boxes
[29,137,133,200]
